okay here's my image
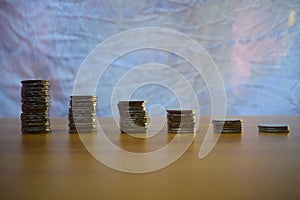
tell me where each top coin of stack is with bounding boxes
[68,95,98,133]
[167,110,196,133]
[258,124,289,134]
[21,80,51,134]
[118,101,148,133]
[212,119,242,133]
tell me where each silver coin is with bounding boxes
[168,130,196,134]
[69,109,96,114]
[212,119,242,123]
[118,100,146,104]
[22,96,50,100]
[167,118,196,122]
[70,102,97,106]
[70,97,97,101]
[22,128,51,133]
[21,79,50,83]
[167,110,195,114]
[21,118,49,121]
[213,129,242,133]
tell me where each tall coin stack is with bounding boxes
[118,101,148,133]
[21,80,51,134]
[68,96,98,133]
[212,119,242,133]
[167,110,196,133]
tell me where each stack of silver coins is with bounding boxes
[21,80,51,134]
[68,96,97,133]
[212,119,242,133]
[258,124,289,133]
[118,101,148,133]
[167,110,196,133]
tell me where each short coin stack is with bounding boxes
[167,110,196,133]
[212,119,242,133]
[258,124,289,133]
[68,96,98,133]
[118,101,148,133]
[21,80,51,134]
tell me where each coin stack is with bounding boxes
[21,80,51,134]
[258,124,289,133]
[68,96,98,133]
[118,101,148,133]
[212,119,242,133]
[167,110,196,133]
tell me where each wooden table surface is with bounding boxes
[0,116,299,200]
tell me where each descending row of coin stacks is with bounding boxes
[19,80,290,135]
[258,124,290,133]
[167,110,196,133]
[117,101,148,133]
[68,96,98,133]
[21,80,51,134]
[212,119,243,133]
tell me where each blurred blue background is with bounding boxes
[0,0,299,117]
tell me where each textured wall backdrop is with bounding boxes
[0,0,299,117]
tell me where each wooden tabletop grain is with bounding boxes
[0,116,299,200]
